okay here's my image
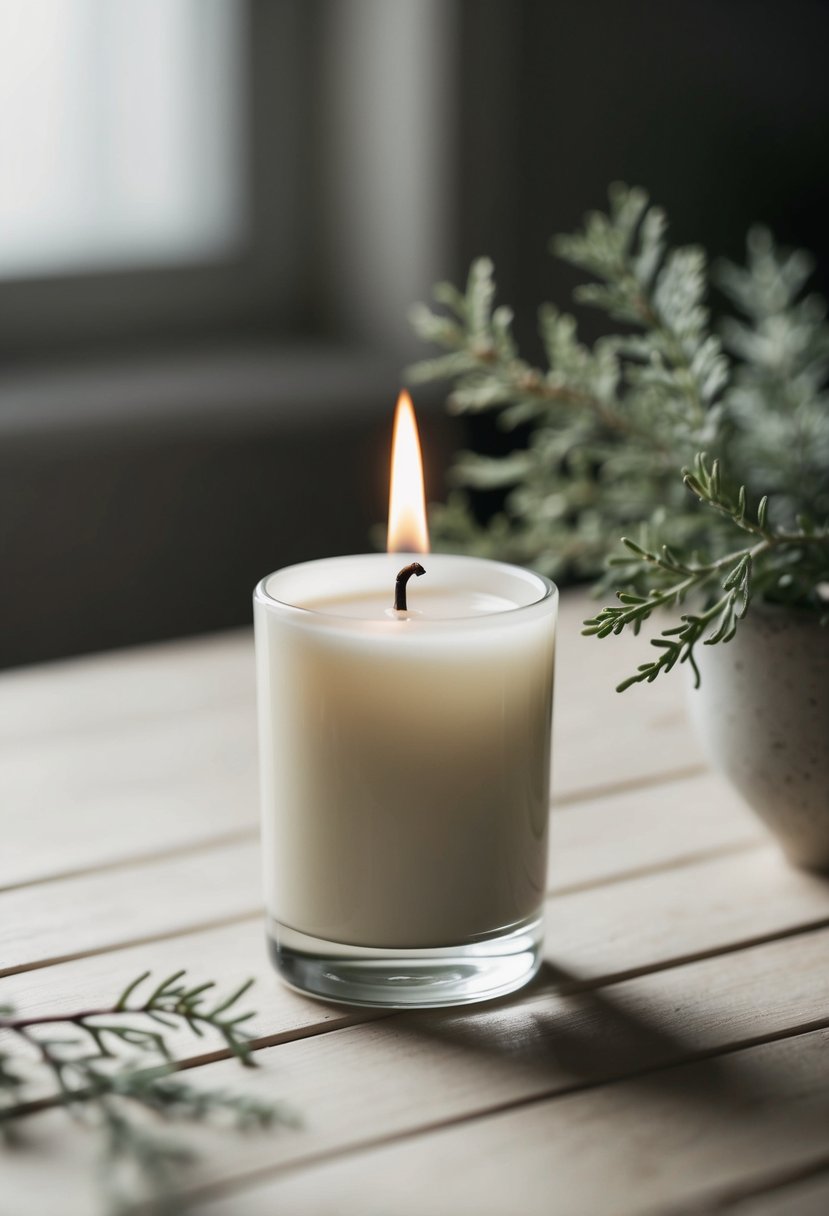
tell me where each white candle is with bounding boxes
[254,396,557,1007]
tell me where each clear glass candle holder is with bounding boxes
[253,554,557,1008]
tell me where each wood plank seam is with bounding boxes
[550,837,767,899]
[6,918,829,1108]
[0,819,759,906]
[7,936,829,1211]
[173,1018,829,1209]
[5,901,829,1208]
[4,1009,392,1124]
[542,915,829,994]
[1,763,716,897]
[654,1151,829,1215]
[553,762,708,809]
[0,828,257,897]
[4,867,826,999]
[0,909,261,979]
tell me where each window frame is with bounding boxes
[0,0,462,368]
[0,1,314,361]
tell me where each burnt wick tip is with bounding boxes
[394,562,426,611]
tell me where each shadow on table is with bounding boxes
[395,960,779,1118]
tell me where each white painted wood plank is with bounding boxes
[0,829,803,1083]
[0,841,261,977]
[549,771,761,894]
[0,771,784,984]
[0,595,706,890]
[0,805,821,988]
[1,708,258,890]
[0,630,255,745]
[0,690,757,896]
[552,594,706,800]
[0,774,762,1078]
[0,747,727,904]
[6,934,829,1215]
[545,844,829,983]
[196,1029,829,1216]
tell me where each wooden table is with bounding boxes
[2,591,829,1215]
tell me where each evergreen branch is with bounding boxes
[407,185,735,582]
[583,553,752,690]
[681,453,771,540]
[0,971,294,1214]
[410,182,829,672]
[584,452,829,689]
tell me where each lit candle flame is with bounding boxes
[387,390,429,554]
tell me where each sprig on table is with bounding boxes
[0,970,295,1213]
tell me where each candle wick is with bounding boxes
[394,562,425,611]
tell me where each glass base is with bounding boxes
[266,917,543,1009]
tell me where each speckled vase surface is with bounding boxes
[687,605,829,871]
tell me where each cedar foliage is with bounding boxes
[409,185,829,687]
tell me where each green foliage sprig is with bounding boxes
[584,454,828,688]
[409,185,829,687]
[0,971,293,1213]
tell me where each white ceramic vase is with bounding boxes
[687,605,829,871]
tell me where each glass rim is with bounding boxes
[253,553,558,632]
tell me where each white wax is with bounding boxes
[312,589,517,619]
[254,553,557,950]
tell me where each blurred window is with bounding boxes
[0,0,245,280]
[0,0,451,361]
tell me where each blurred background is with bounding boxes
[2,0,827,668]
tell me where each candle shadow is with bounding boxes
[392,960,783,1119]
